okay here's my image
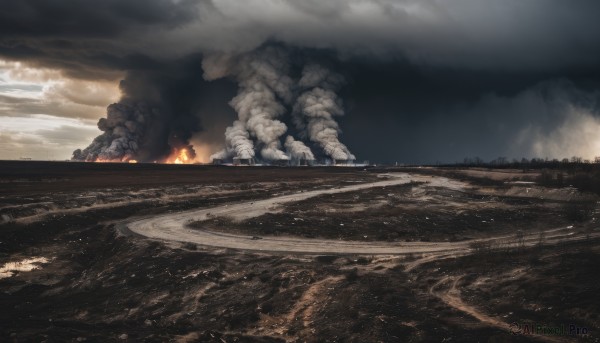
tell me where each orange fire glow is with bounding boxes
[190,144,213,163]
[166,148,193,164]
[91,149,196,164]
[93,157,137,163]
[93,158,121,163]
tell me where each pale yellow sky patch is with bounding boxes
[0,60,122,160]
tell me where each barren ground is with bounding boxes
[1,161,598,342]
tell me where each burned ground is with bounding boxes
[1,162,598,342]
[198,181,583,242]
[419,240,600,340]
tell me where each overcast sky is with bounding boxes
[1,0,600,162]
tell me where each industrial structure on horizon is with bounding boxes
[212,157,360,166]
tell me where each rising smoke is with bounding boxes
[204,49,355,163]
[204,47,294,161]
[293,64,355,161]
[71,57,217,163]
[72,101,154,162]
[217,120,255,160]
[72,47,357,164]
[72,98,198,163]
[284,135,315,161]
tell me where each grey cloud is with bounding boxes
[0,84,43,93]
[1,0,600,163]
[35,125,100,145]
[2,0,600,76]
[0,94,108,121]
[340,79,600,163]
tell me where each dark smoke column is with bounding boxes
[72,65,205,164]
[293,64,355,162]
[72,102,157,162]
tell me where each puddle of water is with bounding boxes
[0,257,50,279]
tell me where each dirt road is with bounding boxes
[125,173,596,255]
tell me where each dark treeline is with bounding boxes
[434,156,600,196]
[450,156,600,169]
[536,169,600,196]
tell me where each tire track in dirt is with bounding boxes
[125,173,471,254]
[251,275,344,340]
[429,276,566,343]
[124,172,599,256]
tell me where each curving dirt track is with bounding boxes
[124,173,597,255]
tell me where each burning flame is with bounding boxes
[93,158,123,163]
[166,148,193,164]
[93,157,137,163]
[92,149,195,164]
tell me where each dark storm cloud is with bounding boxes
[1,0,600,162]
[3,0,600,74]
[340,70,600,163]
[0,0,204,79]
[0,0,200,37]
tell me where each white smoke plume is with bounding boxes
[203,47,294,161]
[293,64,355,161]
[209,149,230,161]
[210,119,260,160]
[284,135,315,160]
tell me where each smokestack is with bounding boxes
[293,64,355,161]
